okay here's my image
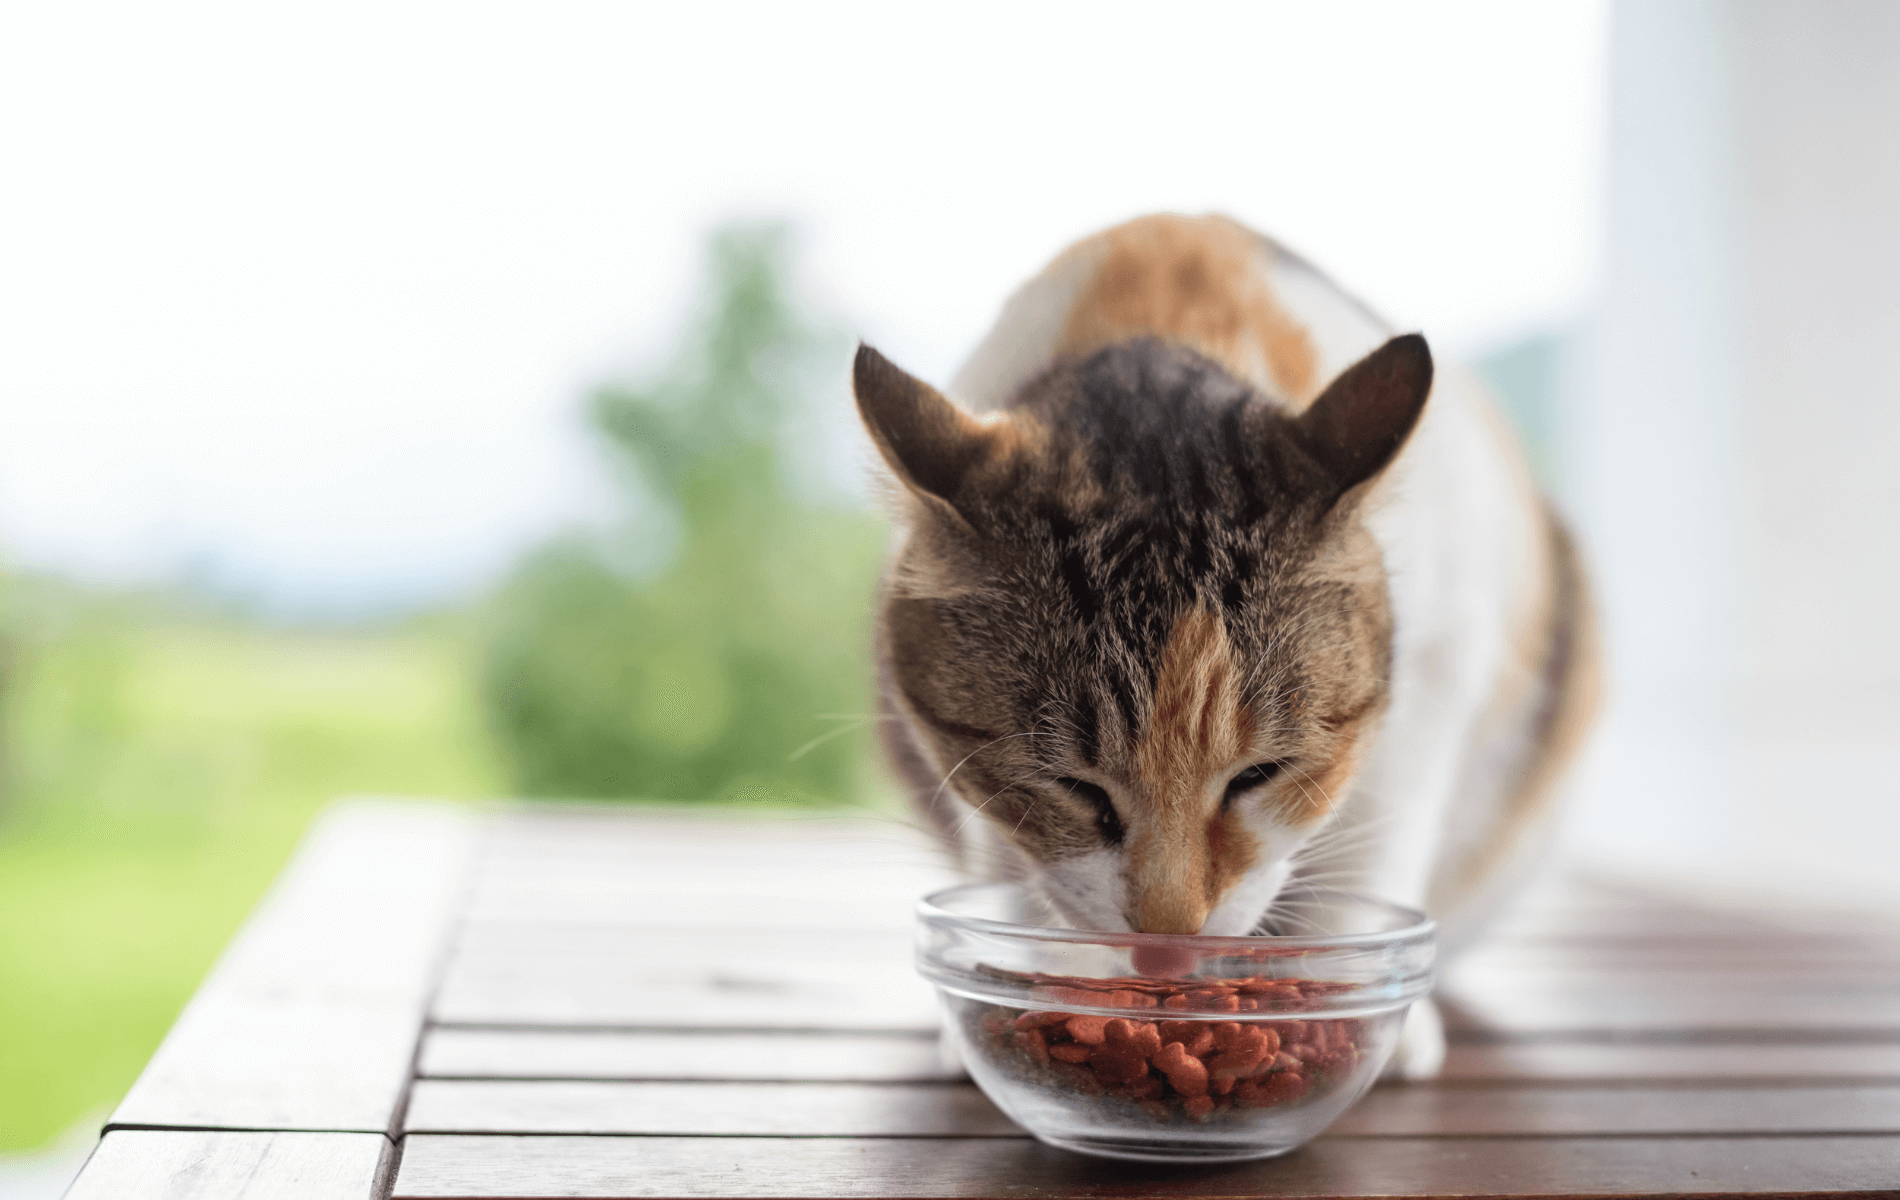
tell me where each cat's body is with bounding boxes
[858,215,1599,1076]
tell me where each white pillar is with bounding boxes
[1571,0,1900,901]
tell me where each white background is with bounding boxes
[0,1,1606,612]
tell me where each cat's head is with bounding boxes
[858,335,1431,935]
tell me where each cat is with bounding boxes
[856,214,1599,1077]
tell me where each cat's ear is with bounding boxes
[854,343,1007,524]
[1295,334,1433,502]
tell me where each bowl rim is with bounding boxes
[917,880,1435,953]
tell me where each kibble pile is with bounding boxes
[980,974,1365,1122]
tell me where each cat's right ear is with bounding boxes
[1294,333,1434,504]
[854,343,1007,527]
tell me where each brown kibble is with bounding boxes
[993,972,1365,1126]
[1090,1047,1150,1085]
[1114,1074,1165,1100]
[1160,1021,1215,1057]
[1066,1014,1111,1045]
[1103,1017,1163,1059]
[1187,989,1242,1012]
[1207,1025,1273,1080]
[1017,1026,1050,1063]
[1031,984,1097,1007]
[1048,1059,1105,1095]
[1153,1041,1210,1097]
[1235,1070,1306,1109]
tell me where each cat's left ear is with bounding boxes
[1295,333,1433,503]
[854,343,1009,526]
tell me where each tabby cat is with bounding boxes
[856,214,1599,1075]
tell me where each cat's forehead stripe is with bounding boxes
[1134,607,1252,801]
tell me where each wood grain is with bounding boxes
[458,889,926,931]
[390,1133,1900,1198]
[431,951,1899,1038]
[403,1080,1020,1137]
[1440,1040,1900,1081]
[449,924,914,963]
[64,1130,389,1200]
[420,1029,956,1082]
[482,811,954,882]
[400,1078,1900,1139]
[100,801,1900,1197]
[423,1028,1900,1085]
[1437,966,1900,1034]
[1329,1081,1900,1136]
[430,969,940,1031]
[108,801,478,1135]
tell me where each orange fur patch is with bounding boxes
[1128,608,1258,933]
[1059,215,1319,405]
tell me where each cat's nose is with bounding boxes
[1132,891,1210,935]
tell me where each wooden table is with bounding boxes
[66,800,1900,1198]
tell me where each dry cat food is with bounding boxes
[974,973,1365,1122]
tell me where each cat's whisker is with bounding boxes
[953,760,1060,839]
[925,730,1040,825]
[786,717,882,762]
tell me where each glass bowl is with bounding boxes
[915,882,1434,1163]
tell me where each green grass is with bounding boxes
[0,595,503,1150]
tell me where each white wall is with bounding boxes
[1571,0,1900,903]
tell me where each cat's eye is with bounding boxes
[1055,777,1124,845]
[1222,761,1285,809]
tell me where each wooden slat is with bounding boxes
[431,933,940,1030]
[483,811,952,872]
[450,924,914,962]
[1329,1082,1900,1136]
[1458,932,1900,968]
[1440,1040,1900,1081]
[432,973,938,1031]
[401,1079,1900,1139]
[420,1029,955,1081]
[108,801,477,1134]
[65,1130,389,1200]
[1475,887,1900,947]
[478,855,957,890]
[1437,968,1900,1034]
[403,1081,1019,1137]
[422,1028,1900,1085]
[391,1133,1900,1198]
[434,960,1900,1038]
[458,889,923,931]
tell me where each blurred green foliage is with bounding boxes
[0,223,891,1151]
[483,226,887,804]
[0,584,501,1150]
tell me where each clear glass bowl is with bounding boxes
[915,882,1434,1163]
